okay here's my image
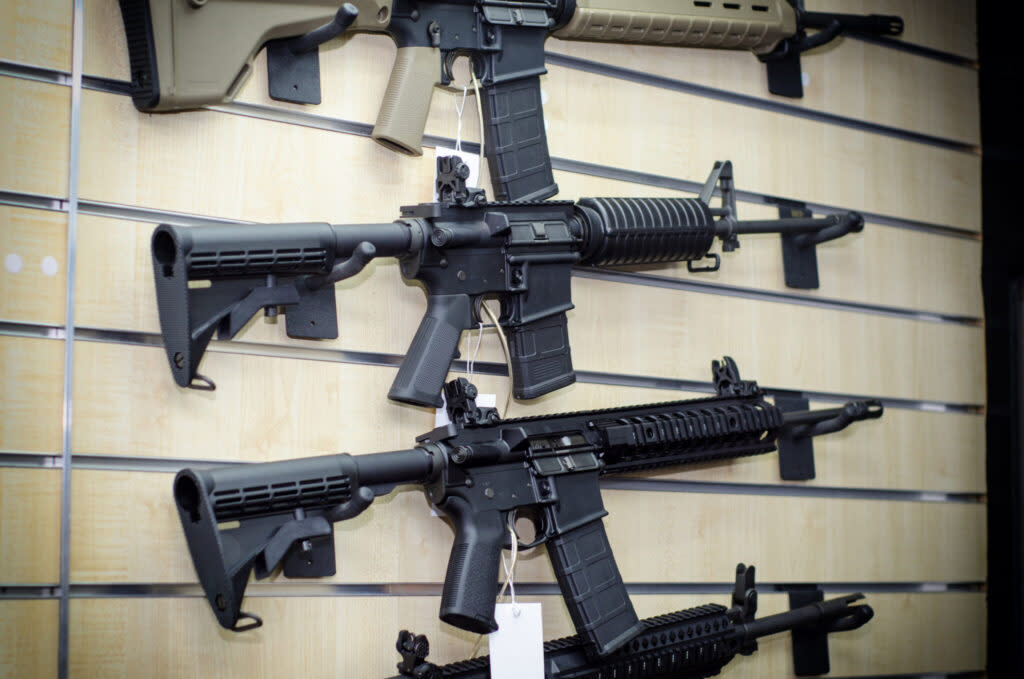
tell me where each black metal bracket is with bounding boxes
[775,201,865,289]
[775,396,883,480]
[759,0,903,98]
[789,588,831,675]
[779,203,820,289]
[775,394,817,480]
[266,4,358,105]
[786,587,874,676]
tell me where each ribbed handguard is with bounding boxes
[576,197,717,266]
[480,75,558,202]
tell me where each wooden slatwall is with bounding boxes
[0,1,985,677]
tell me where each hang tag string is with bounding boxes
[465,321,484,382]
[453,86,468,152]
[478,301,513,417]
[470,510,521,657]
[497,511,521,616]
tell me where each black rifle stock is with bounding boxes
[117,0,903,201]
[173,357,882,657]
[391,564,874,679]
[152,159,864,406]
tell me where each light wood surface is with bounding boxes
[0,468,61,583]
[68,592,985,678]
[815,0,978,60]
[0,0,72,72]
[540,63,980,232]
[0,206,66,325]
[546,34,980,147]
[0,600,58,679]
[0,336,64,453]
[75,44,982,234]
[0,76,70,199]
[2,1,989,675]
[70,469,985,584]
[70,342,985,493]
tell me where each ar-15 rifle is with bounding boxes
[153,158,863,406]
[173,357,882,657]
[118,0,903,201]
[391,564,873,678]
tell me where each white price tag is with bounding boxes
[434,391,496,428]
[434,146,481,200]
[488,603,544,679]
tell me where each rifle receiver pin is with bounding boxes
[452,446,471,463]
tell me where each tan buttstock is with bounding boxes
[553,0,797,54]
[371,46,442,157]
[146,0,390,111]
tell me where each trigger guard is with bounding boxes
[439,51,487,91]
[502,511,548,551]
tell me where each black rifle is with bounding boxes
[391,564,873,678]
[173,357,881,657]
[119,0,903,201]
[153,158,863,406]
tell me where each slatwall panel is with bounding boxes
[0,1,985,678]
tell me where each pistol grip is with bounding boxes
[388,294,471,407]
[437,498,504,634]
[480,74,558,202]
[372,46,442,156]
[507,311,576,400]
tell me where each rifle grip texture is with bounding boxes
[507,311,576,400]
[547,518,643,657]
[388,294,471,407]
[480,75,558,202]
[372,46,441,156]
[437,499,505,634]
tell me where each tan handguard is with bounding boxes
[123,0,389,111]
[370,46,443,157]
[553,0,797,54]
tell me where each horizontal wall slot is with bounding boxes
[59,581,983,599]
[0,63,980,240]
[0,321,984,415]
[543,52,979,155]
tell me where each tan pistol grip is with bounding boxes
[372,46,441,157]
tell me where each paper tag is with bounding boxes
[488,603,544,679]
[434,146,481,200]
[434,391,497,427]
